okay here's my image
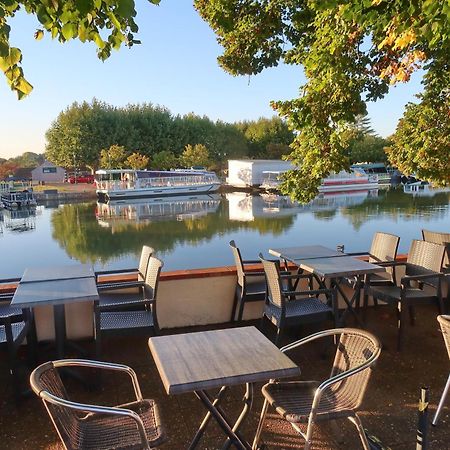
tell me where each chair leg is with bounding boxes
[237,298,246,322]
[397,300,407,351]
[252,398,269,449]
[432,373,450,426]
[274,327,283,347]
[348,415,370,450]
[409,305,415,326]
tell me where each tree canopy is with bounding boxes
[195,0,450,201]
[0,0,160,98]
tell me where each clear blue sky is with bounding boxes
[0,1,423,159]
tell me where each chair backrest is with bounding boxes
[437,315,450,360]
[138,245,154,282]
[144,256,164,302]
[328,328,382,409]
[230,240,245,287]
[422,229,450,271]
[259,254,284,309]
[369,232,400,282]
[29,361,79,449]
[406,240,446,280]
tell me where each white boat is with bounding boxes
[0,181,37,208]
[350,163,393,184]
[260,170,378,193]
[95,169,221,200]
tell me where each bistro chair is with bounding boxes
[0,285,37,398]
[30,359,165,449]
[95,245,154,292]
[368,240,446,351]
[252,328,382,450]
[432,315,450,426]
[422,229,450,271]
[229,240,267,322]
[94,256,163,359]
[259,254,337,346]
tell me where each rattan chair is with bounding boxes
[229,240,267,321]
[94,256,163,359]
[432,315,450,426]
[252,328,382,450]
[422,229,450,272]
[96,245,154,292]
[259,254,337,346]
[30,359,165,449]
[368,240,446,350]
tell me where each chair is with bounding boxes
[368,240,446,350]
[259,254,337,346]
[94,256,163,359]
[229,240,267,321]
[30,359,165,449]
[0,283,37,398]
[422,229,450,272]
[432,315,450,426]
[252,328,382,450]
[95,245,154,292]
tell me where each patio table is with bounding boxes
[11,264,98,358]
[148,326,300,450]
[269,247,385,327]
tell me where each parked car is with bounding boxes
[67,174,95,184]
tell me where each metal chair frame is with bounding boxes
[252,328,382,450]
[30,359,164,449]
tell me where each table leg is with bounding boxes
[53,304,66,359]
[334,277,364,327]
[190,386,253,450]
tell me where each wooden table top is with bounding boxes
[20,264,94,283]
[11,277,99,307]
[148,326,301,395]
[297,255,385,278]
[269,245,346,262]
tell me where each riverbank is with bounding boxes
[32,182,97,203]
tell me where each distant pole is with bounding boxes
[416,387,429,450]
[73,153,77,184]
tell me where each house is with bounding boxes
[31,160,66,183]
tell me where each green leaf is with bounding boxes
[61,23,77,40]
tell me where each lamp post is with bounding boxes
[72,153,77,184]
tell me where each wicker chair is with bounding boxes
[422,229,450,272]
[229,240,267,322]
[252,328,382,450]
[30,359,165,449]
[94,257,163,359]
[259,254,337,346]
[368,240,446,350]
[96,245,154,293]
[432,315,450,426]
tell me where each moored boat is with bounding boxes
[350,162,393,184]
[0,181,37,208]
[95,169,221,200]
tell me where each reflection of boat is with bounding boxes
[403,182,449,196]
[0,181,37,208]
[96,194,222,228]
[351,163,393,184]
[2,207,37,232]
[260,170,378,193]
[228,190,378,221]
[95,169,221,200]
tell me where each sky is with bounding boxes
[0,1,424,159]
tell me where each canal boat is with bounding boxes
[0,181,37,208]
[350,162,393,184]
[95,169,221,200]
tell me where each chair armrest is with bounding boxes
[53,359,143,401]
[280,274,312,280]
[346,252,369,257]
[97,281,144,291]
[376,260,404,267]
[280,328,346,353]
[242,259,261,265]
[282,288,332,297]
[243,271,265,277]
[401,272,443,287]
[38,392,148,447]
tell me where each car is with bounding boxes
[67,174,95,184]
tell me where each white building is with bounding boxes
[226,159,293,188]
[31,160,66,183]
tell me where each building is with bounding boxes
[31,160,66,183]
[226,159,293,188]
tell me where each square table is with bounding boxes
[149,326,300,449]
[11,264,98,358]
[269,245,346,262]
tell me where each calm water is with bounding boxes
[1,188,449,278]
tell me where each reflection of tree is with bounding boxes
[312,210,338,221]
[51,201,295,263]
[340,188,450,230]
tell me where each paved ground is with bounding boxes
[1,304,449,449]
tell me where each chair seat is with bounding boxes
[370,285,438,301]
[98,292,147,310]
[0,303,23,318]
[0,321,26,344]
[97,280,144,292]
[80,399,164,449]
[100,310,154,332]
[265,297,332,324]
[262,381,356,423]
[242,275,266,296]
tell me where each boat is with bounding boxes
[0,181,37,208]
[260,170,378,193]
[95,169,221,200]
[350,162,393,184]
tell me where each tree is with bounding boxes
[126,152,150,170]
[347,135,389,164]
[9,151,44,167]
[181,144,210,168]
[152,150,178,170]
[196,0,449,202]
[1,0,160,99]
[0,161,19,179]
[99,145,127,169]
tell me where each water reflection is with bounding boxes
[0,207,38,234]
